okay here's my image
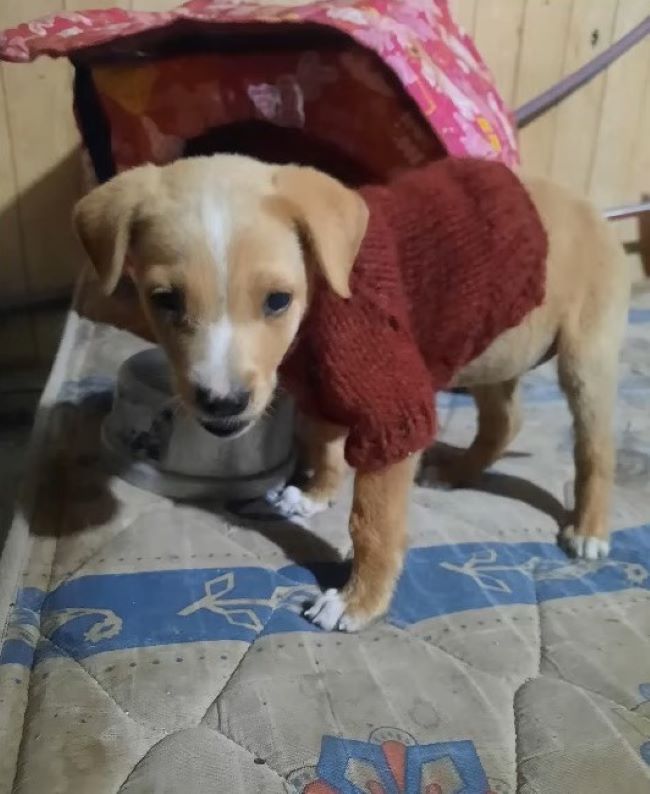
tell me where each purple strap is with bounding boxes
[515,16,650,128]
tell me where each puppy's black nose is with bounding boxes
[195,386,250,418]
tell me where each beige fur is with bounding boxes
[74,155,630,632]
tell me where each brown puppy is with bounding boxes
[74,154,630,631]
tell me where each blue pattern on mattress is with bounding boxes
[2,525,648,669]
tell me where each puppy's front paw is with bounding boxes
[268,485,328,518]
[304,589,372,632]
[561,527,610,560]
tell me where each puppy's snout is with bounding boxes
[195,386,250,418]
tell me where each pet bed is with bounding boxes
[0,0,518,185]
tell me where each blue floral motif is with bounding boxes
[638,684,650,767]
[295,727,493,793]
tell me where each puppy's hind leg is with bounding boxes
[558,313,626,560]
[438,379,522,486]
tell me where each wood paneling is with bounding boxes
[66,0,130,7]
[0,0,131,365]
[474,0,526,107]
[2,58,81,296]
[588,0,650,207]
[0,69,25,298]
[0,0,648,366]
[448,0,477,38]
[132,0,181,9]
[548,0,619,193]
[515,0,574,176]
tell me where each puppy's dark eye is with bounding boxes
[150,287,184,316]
[263,291,292,317]
[150,287,189,328]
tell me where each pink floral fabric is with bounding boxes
[0,1,518,169]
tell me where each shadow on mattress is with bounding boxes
[19,388,344,571]
[21,387,567,559]
[419,443,568,531]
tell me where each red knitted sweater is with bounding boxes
[280,157,547,471]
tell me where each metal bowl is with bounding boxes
[101,347,296,500]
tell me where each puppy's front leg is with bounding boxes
[272,419,347,518]
[306,453,419,631]
[302,418,348,504]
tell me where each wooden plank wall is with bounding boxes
[1,0,649,367]
[0,0,131,367]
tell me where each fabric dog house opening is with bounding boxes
[0,1,518,187]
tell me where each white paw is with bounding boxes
[562,529,610,560]
[338,540,353,561]
[304,589,364,632]
[338,611,366,633]
[268,485,327,518]
[305,589,346,630]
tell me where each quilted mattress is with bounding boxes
[1,289,650,793]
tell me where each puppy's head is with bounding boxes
[73,155,368,437]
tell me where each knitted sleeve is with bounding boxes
[315,296,436,472]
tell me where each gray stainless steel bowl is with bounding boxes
[101,347,296,500]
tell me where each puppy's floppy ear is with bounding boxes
[274,165,369,299]
[72,165,158,295]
